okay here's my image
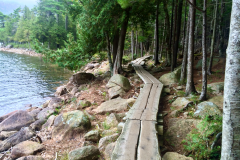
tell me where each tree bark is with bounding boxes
[221,1,240,159]
[171,0,178,71]
[172,0,183,71]
[135,30,138,57]
[112,28,120,65]
[199,0,207,101]
[154,0,160,65]
[207,0,218,75]
[131,29,135,60]
[141,30,144,57]
[106,33,113,75]
[163,0,171,66]
[180,11,190,84]
[185,0,196,96]
[219,0,225,57]
[113,9,130,74]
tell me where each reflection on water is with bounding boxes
[0,51,73,116]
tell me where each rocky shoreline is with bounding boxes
[0,47,41,57]
[0,57,225,160]
[0,60,140,160]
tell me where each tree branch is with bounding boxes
[186,0,205,13]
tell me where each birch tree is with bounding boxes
[221,0,240,159]
[185,0,196,96]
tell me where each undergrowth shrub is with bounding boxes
[182,115,222,160]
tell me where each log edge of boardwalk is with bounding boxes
[111,56,163,160]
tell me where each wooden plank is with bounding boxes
[111,120,141,160]
[135,66,152,84]
[128,84,152,120]
[141,84,160,121]
[140,68,160,84]
[137,121,161,160]
[126,84,152,119]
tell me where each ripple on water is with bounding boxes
[0,51,73,116]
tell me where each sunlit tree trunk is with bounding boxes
[221,1,240,159]
[180,11,190,84]
[185,0,196,96]
[199,0,207,101]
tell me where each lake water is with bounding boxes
[0,51,73,116]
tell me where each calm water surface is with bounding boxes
[0,51,73,116]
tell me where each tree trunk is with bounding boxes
[181,0,188,56]
[113,10,130,74]
[106,33,113,75]
[219,0,225,57]
[180,11,190,84]
[171,0,178,71]
[112,28,120,65]
[221,1,240,158]
[154,0,160,65]
[185,0,196,96]
[207,0,218,75]
[160,20,166,60]
[135,30,138,57]
[141,30,144,57]
[172,0,183,71]
[163,0,171,66]
[131,29,135,60]
[199,0,207,101]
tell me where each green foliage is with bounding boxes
[182,115,222,160]
[168,98,175,104]
[177,90,185,97]
[102,121,111,130]
[207,86,215,94]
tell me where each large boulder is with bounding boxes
[0,110,18,123]
[0,131,18,140]
[48,97,62,109]
[207,82,224,94]
[5,44,13,49]
[55,86,68,96]
[208,95,223,110]
[52,110,91,141]
[163,152,193,160]
[0,111,35,131]
[159,66,181,86]
[194,101,222,118]
[69,73,95,86]
[165,119,200,153]
[17,156,44,160]
[104,142,116,160]
[84,130,100,143]
[171,97,192,110]
[98,133,119,152]
[0,127,35,152]
[42,115,56,131]
[30,119,45,131]
[106,74,131,99]
[68,145,100,160]
[105,113,119,128]
[36,108,54,120]
[11,141,45,159]
[93,98,135,114]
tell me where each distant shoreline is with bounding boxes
[0,47,41,57]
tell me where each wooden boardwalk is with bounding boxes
[111,56,163,160]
